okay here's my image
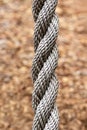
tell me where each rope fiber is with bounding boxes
[32,0,59,129]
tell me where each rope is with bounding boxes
[32,0,59,129]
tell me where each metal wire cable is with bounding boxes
[32,0,59,129]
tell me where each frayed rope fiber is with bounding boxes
[32,0,59,129]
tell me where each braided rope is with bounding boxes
[32,0,59,129]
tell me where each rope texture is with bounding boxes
[32,0,59,129]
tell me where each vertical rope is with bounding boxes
[32,0,59,129]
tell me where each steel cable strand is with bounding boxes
[32,0,59,129]
[32,14,58,82]
[33,0,58,51]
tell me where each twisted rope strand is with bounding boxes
[32,0,59,129]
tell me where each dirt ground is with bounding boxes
[0,0,87,130]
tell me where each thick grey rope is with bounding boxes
[32,0,59,129]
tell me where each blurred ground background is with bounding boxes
[0,0,87,130]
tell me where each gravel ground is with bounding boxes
[0,0,87,130]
